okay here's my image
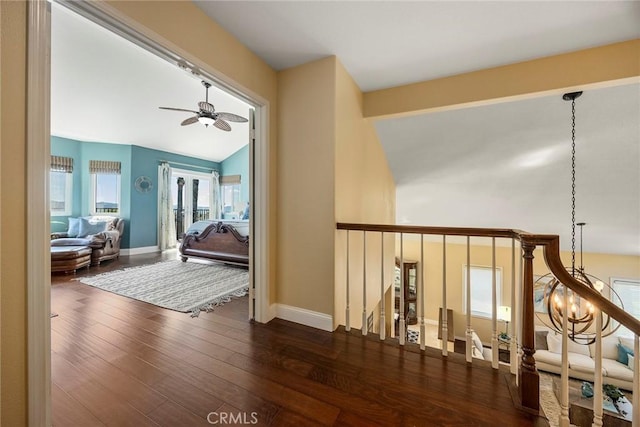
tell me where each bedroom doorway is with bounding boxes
[27,2,272,423]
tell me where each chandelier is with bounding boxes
[535,91,622,345]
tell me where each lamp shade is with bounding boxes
[498,305,511,322]
[198,116,215,127]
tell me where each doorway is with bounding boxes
[171,169,215,240]
[27,1,271,424]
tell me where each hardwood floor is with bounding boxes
[52,252,548,426]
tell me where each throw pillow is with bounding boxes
[617,343,634,365]
[628,354,635,371]
[66,217,80,238]
[546,333,562,354]
[567,337,591,356]
[535,330,549,350]
[77,218,108,238]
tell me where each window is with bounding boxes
[89,160,121,214]
[50,155,73,215]
[463,265,502,319]
[220,175,241,218]
[612,277,640,338]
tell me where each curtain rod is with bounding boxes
[159,160,218,172]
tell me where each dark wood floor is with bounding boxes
[51,252,548,426]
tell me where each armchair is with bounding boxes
[51,216,124,266]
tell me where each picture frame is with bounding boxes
[533,274,555,313]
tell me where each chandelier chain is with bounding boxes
[571,98,576,276]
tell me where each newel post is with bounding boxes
[520,242,539,411]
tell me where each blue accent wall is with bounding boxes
[50,136,220,249]
[221,144,250,206]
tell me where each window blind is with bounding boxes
[89,160,121,174]
[220,174,241,185]
[50,156,73,173]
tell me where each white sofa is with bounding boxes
[534,328,635,391]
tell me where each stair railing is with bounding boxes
[336,222,640,423]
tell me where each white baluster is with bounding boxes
[379,232,385,341]
[419,234,426,351]
[491,237,498,369]
[559,287,570,427]
[633,335,639,427]
[442,235,448,357]
[510,238,517,373]
[592,310,603,427]
[516,244,523,386]
[399,233,405,346]
[465,236,472,363]
[362,231,367,336]
[346,230,350,332]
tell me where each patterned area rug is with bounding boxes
[78,260,249,316]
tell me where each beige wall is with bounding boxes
[277,57,337,314]
[1,1,28,425]
[334,60,396,329]
[277,57,397,320]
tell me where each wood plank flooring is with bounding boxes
[52,252,549,426]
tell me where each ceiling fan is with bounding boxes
[159,81,248,132]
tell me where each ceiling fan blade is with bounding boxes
[213,118,232,132]
[198,101,215,113]
[181,116,200,126]
[217,112,248,123]
[159,107,199,113]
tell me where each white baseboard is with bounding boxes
[274,304,334,332]
[120,246,160,256]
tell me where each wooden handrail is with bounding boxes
[524,234,640,337]
[336,222,640,337]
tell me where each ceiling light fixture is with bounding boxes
[198,116,215,127]
[535,91,622,345]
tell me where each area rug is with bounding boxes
[539,372,563,427]
[77,260,249,317]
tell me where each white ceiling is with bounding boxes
[51,4,251,163]
[52,2,640,255]
[195,1,640,92]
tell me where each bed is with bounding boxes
[179,220,249,266]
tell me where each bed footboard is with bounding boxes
[179,222,249,266]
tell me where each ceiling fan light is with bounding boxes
[198,116,215,127]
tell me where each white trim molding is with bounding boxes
[274,304,334,332]
[119,246,160,256]
[27,1,52,426]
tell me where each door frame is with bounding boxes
[27,1,272,424]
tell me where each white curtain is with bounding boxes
[158,162,177,250]
[211,170,222,219]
